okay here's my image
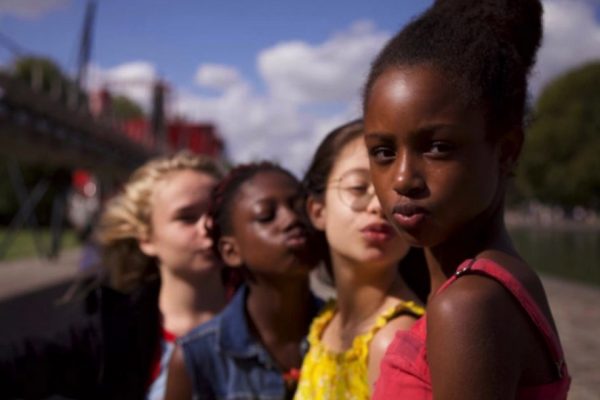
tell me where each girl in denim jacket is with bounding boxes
[166,162,321,400]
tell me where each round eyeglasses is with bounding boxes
[328,169,376,211]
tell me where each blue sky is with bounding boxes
[0,1,430,89]
[1,0,599,173]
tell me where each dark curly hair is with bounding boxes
[364,0,543,141]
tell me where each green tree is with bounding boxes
[12,56,84,105]
[112,95,144,120]
[516,61,600,210]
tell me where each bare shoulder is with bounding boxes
[425,267,551,396]
[477,250,556,329]
[370,313,418,358]
[479,250,544,293]
[426,273,529,373]
[428,273,517,333]
[368,313,419,389]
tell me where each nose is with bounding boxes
[393,151,426,198]
[365,186,384,216]
[280,204,302,232]
[197,214,214,249]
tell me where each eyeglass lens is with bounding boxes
[336,170,375,211]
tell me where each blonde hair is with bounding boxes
[96,151,225,292]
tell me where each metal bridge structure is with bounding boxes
[0,1,224,261]
[0,0,168,261]
[0,69,156,176]
[0,67,161,260]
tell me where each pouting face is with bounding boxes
[140,169,220,276]
[222,170,316,278]
[364,66,504,248]
[311,136,409,269]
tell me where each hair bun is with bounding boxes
[433,0,543,72]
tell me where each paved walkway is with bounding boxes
[543,275,600,400]
[0,252,598,399]
[0,249,81,301]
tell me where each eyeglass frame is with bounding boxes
[326,169,377,212]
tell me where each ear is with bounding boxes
[498,128,524,176]
[219,236,243,268]
[306,195,326,231]
[138,235,158,257]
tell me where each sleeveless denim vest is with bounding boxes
[180,285,318,400]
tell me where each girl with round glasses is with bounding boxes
[294,120,426,400]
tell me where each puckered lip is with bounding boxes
[284,226,309,248]
[390,203,429,231]
[360,221,397,243]
[392,203,429,217]
[360,222,395,235]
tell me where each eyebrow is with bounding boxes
[172,202,207,215]
[365,122,455,140]
[364,132,394,141]
[341,167,369,175]
[329,168,370,183]
[252,187,305,206]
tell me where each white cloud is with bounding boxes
[86,61,158,111]
[172,81,312,170]
[0,0,70,19]
[258,21,388,105]
[195,64,242,91]
[171,22,381,173]
[532,0,600,94]
[87,6,600,174]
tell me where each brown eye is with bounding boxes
[426,141,455,158]
[369,146,396,163]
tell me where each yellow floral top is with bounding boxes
[294,299,424,400]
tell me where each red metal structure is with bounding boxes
[120,117,224,157]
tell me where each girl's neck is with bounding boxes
[158,266,227,337]
[330,253,402,328]
[425,196,516,295]
[246,276,312,343]
[245,274,313,373]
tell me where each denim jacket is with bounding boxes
[179,285,319,400]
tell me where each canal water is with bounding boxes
[509,227,600,287]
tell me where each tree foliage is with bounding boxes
[112,95,144,120]
[516,61,600,210]
[12,56,85,105]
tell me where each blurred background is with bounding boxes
[0,0,598,398]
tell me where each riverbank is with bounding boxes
[506,203,600,230]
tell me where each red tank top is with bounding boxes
[372,258,571,400]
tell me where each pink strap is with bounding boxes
[434,258,476,295]
[438,258,567,379]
